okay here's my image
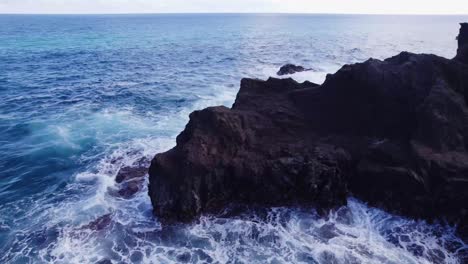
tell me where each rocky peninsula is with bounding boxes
[148,23,468,237]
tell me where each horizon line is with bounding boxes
[1,12,468,16]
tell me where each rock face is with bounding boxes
[277,64,309,75]
[149,79,345,221]
[455,23,468,64]
[149,24,468,236]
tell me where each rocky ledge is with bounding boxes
[149,24,468,236]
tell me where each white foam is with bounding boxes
[36,192,465,264]
[256,63,340,85]
[3,80,466,264]
[25,83,240,263]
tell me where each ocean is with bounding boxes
[0,14,467,263]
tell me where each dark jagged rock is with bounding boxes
[115,164,148,184]
[149,78,340,221]
[95,259,113,264]
[81,214,113,231]
[149,24,468,237]
[292,50,468,225]
[109,157,149,199]
[277,64,310,76]
[455,23,468,64]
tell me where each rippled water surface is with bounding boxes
[0,14,467,263]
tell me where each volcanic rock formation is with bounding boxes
[149,23,468,237]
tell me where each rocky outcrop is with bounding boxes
[149,24,468,236]
[148,78,342,221]
[277,64,310,75]
[293,51,468,229]
[455,23,468,64]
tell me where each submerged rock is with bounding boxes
[109,157,149,199]
[95,259,113,264]
[277,64,310,75]
[81,214,113,231]
[149,24,468,237]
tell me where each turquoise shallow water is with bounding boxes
[0,14,467,263]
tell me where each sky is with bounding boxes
[1,0,468,15]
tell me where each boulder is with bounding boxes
[277,64,310,76]
[109,157,149,199]
[149,24,468,237]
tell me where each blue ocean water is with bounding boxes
[0,14,467,263]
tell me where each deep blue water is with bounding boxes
[0,14,467,263]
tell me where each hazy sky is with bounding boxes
[1,0,468,14]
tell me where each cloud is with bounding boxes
[1,0,468,14]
